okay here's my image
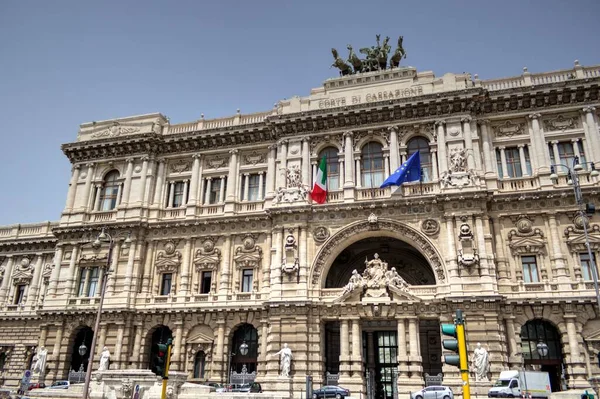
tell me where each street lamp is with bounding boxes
[82,228,131,399]
[536,340,549,358]
[550,157,600,311]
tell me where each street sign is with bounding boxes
[132,384,140,399]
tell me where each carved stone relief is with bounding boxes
[11,257,34,285]
[155,240,182,273]
[193,238,221,271]
[313,227,330,243]
[90,122,140,139]
[507,215,546,256]
[310,134,342,156]
[543,114,579,131]
[492,120,526,138]
[243,151,266,165]
[457,218,479,268]
[421,219,440,236]
[169,159,192,174]
[205,156,229,169]
[234,234,262,269]
[564,220,600,253]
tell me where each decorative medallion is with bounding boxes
[194,238,221,271]
[448,126,460,137]
[543,114,578,131]
[421,219,440,236]
[313,227,330,243]
[284,231,296,249]
[243,151,265,165]
[206,156,228,169]
[507,217,546,256]
[155,240,182,273]
[234,236,262,270]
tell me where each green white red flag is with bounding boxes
[311,156,327,204]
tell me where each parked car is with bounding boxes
[411,386,454,399]
[49,380,70,389]
[233,382,262,393]
[312,385,351,399]
[28,382,46,390]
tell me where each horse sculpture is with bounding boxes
[331,48,352,76]
[378,36,391,70]
[359,46,380,72]
[347,45,363,74]
[389,35,407,69]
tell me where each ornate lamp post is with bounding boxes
[239,341,249,385]
[550,157,600,310]
[536,340,549,358]
[82,228,130,399]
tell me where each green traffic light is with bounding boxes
[444,354,460,366]
[442,339,458,351]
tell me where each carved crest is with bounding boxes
[155,240,182,273]
[313,227,330,243]
[91,122,140,139]
[193,238,221,271]
[243,151,266,165]
[543,114,578,131]
[234,234,262,269]
[508,217,546,256]
[205,156,228,169]
[564,223,600,253]
[421,219,440,236]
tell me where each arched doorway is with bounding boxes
[323,236,441,399]
[148,325,173,374]
[230,324,258,374]
[69,326,93,372]
[521,319,564,392]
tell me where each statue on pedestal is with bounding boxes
[472,342,490,382]
[273,343,293,378]
[98,346,111,371]
[32,346,48,376]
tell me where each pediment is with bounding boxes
[193,252,221,270]
[508,236,546,256]
[155,251,182,273]
[334,285,420,304]
[565,232,600,253]
[12,269,33,285]
[187,331,214,344]
[234,247,262,269]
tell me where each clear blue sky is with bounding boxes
[1,0,599,225]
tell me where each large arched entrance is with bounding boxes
[322,235,442,399]
[148,325,173,375]
[230,324,259,374]
[521,319,564,392]
[69,326,93,372]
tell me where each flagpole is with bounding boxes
[420,167,423,195]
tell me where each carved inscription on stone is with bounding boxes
[492,120,525,138]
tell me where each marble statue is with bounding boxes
[98,346,111,371]
[472,342,490,382]
[32,346,48,375]
[273,343,293,378]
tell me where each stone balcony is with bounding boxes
[0,221,58,242]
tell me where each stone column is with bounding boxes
[276,140,288,190]
[26,254,44,306]
[262,232,271,291]
[529,114,549,172]
[258,172,265,201]
[47,247,63,296]
[180,238,192,296]
[38,324,48,349]
[518,145,529,176]
[167,182,175,208]
[340,319,350,378]
[65,246,79,295]
[52,321,64,362]
[436,121,447,173]
[493,217,510,283]
[113,323,125,369]
[93,185,102,211]
[266,144,277,199]
[351,319,362,376]
[270,228,283,298]
[0,256,14,303]
[389,126,400,172]
[479,120,494,174]
[242,174,250,201]
[504,316,520,367]
[138,156,149,206]
[302,137,311,186]
[173,322,183,370]
[582,106,600,161]
[121,158,135,206]
[107,241,121,295]
[132,322,143,367]
[475,215,490,278]
[384,154,390,178]
[551,141,561,166]
[182,180,189,206]
[152,159,165,206]
[547,214,568,282]
[81,163,95,211]
[397,318,408,377]
[499,147,509,178]
[354,157,362,188]
[260,318,269,377]
[123,239,137,293]
[141,241,155,294]
[343,132,354,188]
[188,154,201,206]
[65,165,81,211]
[430,150,439,181]
[407,317,422,382]
[218,235,232,296]
[215,319,226,380]
[462,117,475,170]
[203,178,212,205]
[564,314,581,362]
[218,177,226,203]
[116,183,123,207]
[445,216,458,281]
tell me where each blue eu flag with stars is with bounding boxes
[380,151,421,188]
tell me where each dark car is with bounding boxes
[233,382,262,393]
[312,385,350,399]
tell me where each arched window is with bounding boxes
[407,137,432,182]
[361,142,384,187]
[193,351,206,379]
[318,147,340,190]
[230,324,259,373]
[99,171,120,211]
[0,352,6,372]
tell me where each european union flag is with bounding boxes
[380,151,421,188]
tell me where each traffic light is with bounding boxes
[441,309,470,399]
[153,342,168,377]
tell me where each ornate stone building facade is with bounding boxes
[1,61,600,398]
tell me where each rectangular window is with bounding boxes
[200,271,212,294]
[87,267,99,297]
[14,285,26,305]
[208,178,222,204]
[172,182,186,208]
[247,174,261,201]
[521,255,540,283]
[77,268,87,296]
[580,252,597,281]
[241,269,253,292]
[549,142,586,170]
[160,273,173,296]
[100,185,119,211]
[496,147,531,178]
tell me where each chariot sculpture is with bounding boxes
[331,34,406,76]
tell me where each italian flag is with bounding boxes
[311,156,327,204]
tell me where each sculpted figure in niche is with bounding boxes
[363,253,387,288]
[450,148,467,172]
[273,343,293,378]
[98,346,111,371]
[472,342,490,382]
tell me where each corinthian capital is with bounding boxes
[229,149,238,155]
[192,153,202,160]
[343,131,353,139]
[125,157,135,164]
[435,120,446,126]
[528,113,542,120]
[461,116,472,123]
